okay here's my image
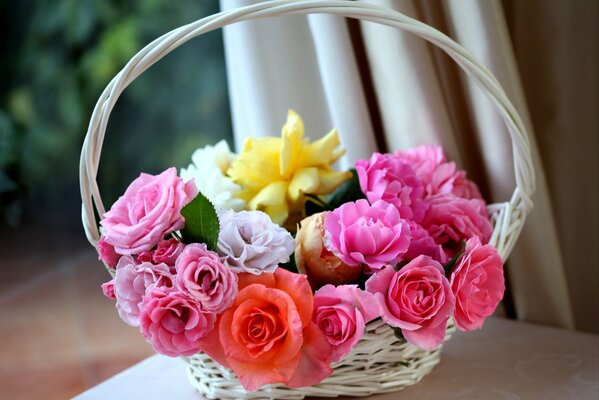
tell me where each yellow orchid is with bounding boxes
[228,110,351,227]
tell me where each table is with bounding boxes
[75,317,598,399]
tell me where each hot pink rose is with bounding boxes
[114,256,174,326]
[404,222,448,264]
[324,199,410,270]
[97,236,121,268]
[313,285,379,361]
[175,243,237,314]
[140,286,216,357]
[366,256,455,350]
[100,167,197,255]
[450,237,504,331]
[420,194,493,254]
[101,279,116,299]
[356,153,427,221]
[396,145,482,200]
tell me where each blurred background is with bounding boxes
[1,0,597,399]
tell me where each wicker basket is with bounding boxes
[79,1,535,399]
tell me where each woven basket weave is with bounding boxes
[79,1,535,399]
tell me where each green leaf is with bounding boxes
[328,169,364,209]
[443,243,466,276]
[180,192,219,251]
[279,253,298,273]
[392,326,407,343]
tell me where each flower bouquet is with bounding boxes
[97,110,505,397]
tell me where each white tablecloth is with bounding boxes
[75,317,598,399]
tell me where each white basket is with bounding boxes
[79,1,535,399]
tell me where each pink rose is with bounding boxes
[100,167,197,255]
[356,153,427,221]
[450,237,504,331]
[140,286,216,357]
[152,238,185,266]
[324,199,410,270]
[101,279,116,299]
[366,256,455,350]
[114,256,174,326]
[404,221,448,264]
[313,285,379,361]
[420,194,493,254]
[175,243,238,313]
[97,236,121,268]
[396,145,482,200]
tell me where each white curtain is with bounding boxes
[219,0,597,331]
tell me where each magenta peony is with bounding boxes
[140,286,216,357]
[100,167,197,255]
[450,237,504,331]
[313,285,379,361]
[356,153,427,221]
[175,243,238,314]
[324,199,410,270]
[366,256,455,350]
[114,256,174,326]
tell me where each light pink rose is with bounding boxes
[313,285,379,361]
[450,237,504,331]
[114,256,174,326]
[175,243,237,313]
[324,199,410,270]
[366,256,455,350]
[396,145,482,200]
[140,286,216,357]
[97,236,121,268]
[100,167,197,255]
[404,221,448,264]
[356,153,427,221]
[420,194,493,255]
[101,279,116,299]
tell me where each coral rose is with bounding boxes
[295,212,362,289]
[366,256,455,350]
[450,237,504,331]
[313,285,379,361]
[175,243,237,314]
[199,268,333,391]
[324,199,410,270]
[356,152,427,221]
[100,167,197,254]
[140,286,216,357]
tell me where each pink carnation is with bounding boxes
[97,237,121,268]
[324,199,410,270]
[396,145,482,199]
[114,256,174,326]
[140,286,216,357]
[175,243,238,313]
[420,194,493,254]
[366,256,455,350]
[100,167,197,255]
[450,237,504,331]
[313,285,379,361]
[356,153,427,221]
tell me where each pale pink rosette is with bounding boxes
[140,286,216,357]
[396,145,482,199]
[175,243,238,313]
[324,199,410,270]
[114,256,174,326]
[420,194,493,253]
[356,153,427,221]
[313,285,379,361]
[366,256,455,350]
[450,237,504,331]
[97,236,121,268]
[100,167,197,255]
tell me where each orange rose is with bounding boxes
[199,268,333,391]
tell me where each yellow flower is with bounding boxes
[228,110,351,226]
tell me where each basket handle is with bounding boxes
[80,0,535,261]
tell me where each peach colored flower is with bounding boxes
[199,268,333,391]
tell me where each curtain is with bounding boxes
[219,0,597,332]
